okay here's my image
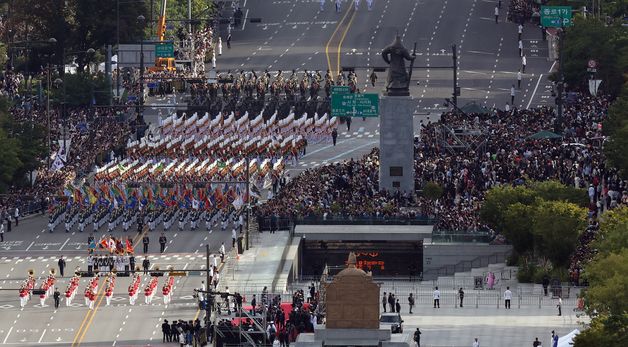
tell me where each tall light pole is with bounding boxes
[117,0,120,100]
[53,78,65,151]
[46,38,58,168]
[137,15,146,122]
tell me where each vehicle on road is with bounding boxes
[380,312,403,333]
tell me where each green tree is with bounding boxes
[531,201,587,267]
[0,96,48,191]
[594,206,628,256]
[422,181,443,201]
[558,17,628,96]
[583,249,628,316]
[529,180,589,207]
[502,203,536,255]
[0,127,22,193]
[49,72,112,106]
[573,313,628,347]
[480,185,538,232]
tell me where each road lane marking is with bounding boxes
[326,141,377,161]
[336,8,357,75]
[59,238,70,251]
[325,4,353,75]
[2,327,13,344]
[526,74,543,109]
[71,278,105,347]
[38,328,47,343]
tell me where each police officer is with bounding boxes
[143,235,150,254]
[129,254,136,274]
[331,128,338,146]
[414,328,421,347]
[370,70,377,87]
[458,287,465,307]
[137,215,144,234]
[53,288,61,309]
[162,319,171,342]
[58,256,66,277]
[142,257,150,275]
[159,233,167,253]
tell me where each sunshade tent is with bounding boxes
[460,101,491,114]
[527,130,563,140]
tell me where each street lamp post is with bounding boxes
[138,15,146,122]
[46,38,58,168]
[54,48,95,153]
[53,78,66,151]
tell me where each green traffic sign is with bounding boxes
[331,92,379,118]
[540,6,573,27]
[155,43,175,58]
[331,85,351,94]
[353,94,379,117]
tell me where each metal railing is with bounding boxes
[422,250,512,280]
[431,231,495,243]
[255,215,436,231]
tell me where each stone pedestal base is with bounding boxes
[294,327,411,347]
[378,96,418,193]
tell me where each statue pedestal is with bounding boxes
[378,96,417,193]
[295,327,412,347]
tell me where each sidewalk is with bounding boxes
[217,230,291,293]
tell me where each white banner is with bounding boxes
[588,79,602,96]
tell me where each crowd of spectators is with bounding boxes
[258,93,626,235]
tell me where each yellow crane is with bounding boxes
[149,0,176,72]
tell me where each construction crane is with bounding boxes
[149,0,176,72]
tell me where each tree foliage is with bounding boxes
[583,249,628,316]
[528,180,589,207]
[0,96,48,193]
[573,313,628,347]
[573,207,628,347]
[479,185,538,232]
[502,203,536,255]
[54,73,112,106]
[531,201,587,268]
[603,84,628,178]
[422,181,443,201]
[558,17,628,96]
[593,206,628,257]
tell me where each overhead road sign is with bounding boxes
[541,6,573,27]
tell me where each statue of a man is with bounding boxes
[381,35,415,96]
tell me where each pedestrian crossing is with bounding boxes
[1,253,207,263]
[340,129,380,138]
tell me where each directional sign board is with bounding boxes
[155,42,175,58]
[352,93,379,117]
[540,6,573,27]
[331,86,379,117]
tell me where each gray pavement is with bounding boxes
[0,1,565,346]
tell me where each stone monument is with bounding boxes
[325,252,380,329]
[294,252,412,346]
[379,35,418,193]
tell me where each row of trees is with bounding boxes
[479,181,588,273]
[0,97,47,193]
[603,82,628,178]
[572,207,628,347]
[2,0,215,74]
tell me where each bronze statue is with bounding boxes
[381,35,416,96]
